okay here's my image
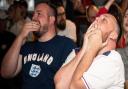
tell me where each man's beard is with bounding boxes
[57,20,66,31]
[33,25,48,38]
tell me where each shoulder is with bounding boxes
[22,41,36,48]
[101,50,121,59]
[56,35,77,48]
[56,35,75,43]
[107,50,122,60]
[94,50,123,67]
[98,50,124,69]
[20,41,36,54]
[66,20,76,26]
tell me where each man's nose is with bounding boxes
[95,15,104,23]
[32,14,38,21]
[127,16,128,21]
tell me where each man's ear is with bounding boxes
[109,31,118,40]
[49,16,55,25]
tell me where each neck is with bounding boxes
[98,40,116,55]
[38,25,56,42]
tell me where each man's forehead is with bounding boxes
[35,4,49,13]
[36,3,49,10]
[100,14,117,32]
[99,14,117,24]
[103,14,116,20]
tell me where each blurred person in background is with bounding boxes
[56,3,77,42]
[116,7,128,89]
[86,0,115,23]
[6,0,33,41]
[117,7,128,48]
[92,0,121,7]
[0,18,17,89]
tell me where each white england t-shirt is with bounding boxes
[82,50,125,89]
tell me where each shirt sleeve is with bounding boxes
[62,49,76,66]
[82,54,124,89]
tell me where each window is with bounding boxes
[0,0,35,11]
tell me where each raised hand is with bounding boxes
[19,21,40,40]
[83,23,103,52]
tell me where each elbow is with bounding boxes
[54,73,63,89]
[54,71,69,89]
[1,67,14,78]
[54,81,62,89]
[54,71,61,86]
[1,69,9,78]
[54,74,59,89]
[69,81,78,89]
[69,78,84,89]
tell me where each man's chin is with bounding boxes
[57,24,66,31]
[33,31,42,38]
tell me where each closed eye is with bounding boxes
[102,18,107,24]
[124,15,128,18]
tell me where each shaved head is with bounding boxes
[89,14,119,42]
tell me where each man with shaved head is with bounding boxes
[54,14,125,89]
